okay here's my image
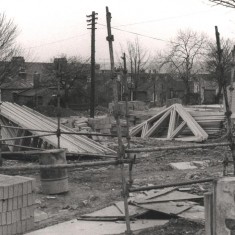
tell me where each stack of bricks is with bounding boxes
[0,174,35,235]
[88,117,112,139]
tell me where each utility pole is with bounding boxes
[215,26,235,175]
[215,26,231,132]
[87,11,98,118]
[106,7,132,235]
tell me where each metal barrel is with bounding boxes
[39,149,69,194]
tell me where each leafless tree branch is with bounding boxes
[208,0,235,8]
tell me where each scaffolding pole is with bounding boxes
[106,6,132,234]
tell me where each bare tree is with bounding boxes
[204,38,233,102]
[208,0,235,8]
[0,13,20,84]
[126,38,150,100]
[45,55,91,108]
[164,29,208,104]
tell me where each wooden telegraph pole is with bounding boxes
[106,7,132,235]
[215,26,235,173]
[87,11,98,118]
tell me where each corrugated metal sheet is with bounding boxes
[0,102,116,155]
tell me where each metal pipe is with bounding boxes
[0,133,55,142]
[125,142,230,153]
[0,159,132,171]
[0,125,126,137]
[129,178,215,192]
[60,131,126,137]
[66,152,116,158]
[2,143,44,151]
[0,125,56,133]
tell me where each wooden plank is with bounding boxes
[204,192,213,235]
[167,107,176,138]
[170,121,186,139]
[144,110,171,138]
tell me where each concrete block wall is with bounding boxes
[0,174,36,235]
[88,117,112,135]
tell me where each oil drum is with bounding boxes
[39,149,69,194]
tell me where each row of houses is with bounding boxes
[0,57,219,110]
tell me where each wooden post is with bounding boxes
[57,68,61,149]
[87,11,98,118]
[106,7,132,235]
[204,192,213,235]
[215,26,235,174]
[122,53,133,186]
[54,58,66,149]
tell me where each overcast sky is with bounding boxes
[2,0,235,66]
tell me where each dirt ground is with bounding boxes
[2,136,231,235]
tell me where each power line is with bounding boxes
[98,23,171,44]
[24,32,89,50]
[113,9,218,27]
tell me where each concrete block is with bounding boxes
[22,220,27,233]
[2,225,7,235]
[13,184,18,198]
[6,211,11,225]
[12,197,17,210]
[0,200,3,213]
[22,181,28,195]
[12,210,17,223]
[26,217,34,231]
[26,205,34,219]
[17,183,23,196]
[27,194,33,206]
[32,179,36,192]
[22,195,27,207]
[0,187,4,200]
[12,222,17,235]
[214,177,235,235]
[7,224,12,235]
[16,221,22,234]
[2,200,7,213]
[7,198,13,211]
[3,185,8,200]
[29,205,35,217]
[21,207,26,220]
[16,209,20,222]
[34,209,48,222]
[17,196,22,209]
[2,212,6,225]
[8,185,13,199]
[169,162,198,170]
[0,226,2,235]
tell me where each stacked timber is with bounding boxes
[72,117,92,132]
[88,116,112,135]
[188,111,225,136]
[110,119,128,136]
[109,101,147,117]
